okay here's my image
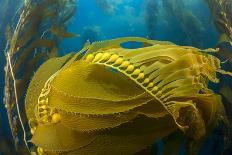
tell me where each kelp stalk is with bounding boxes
[3,2,30,150]
[6,51,29,150]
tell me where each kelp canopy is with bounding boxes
[25,37,231,155]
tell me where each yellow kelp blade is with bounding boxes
[25,53,74,120]
[45,115,177,155]
[48,60,154,115]
[31,123,96,152]
[49,89,151,115]
[59,100,168,132]
[51,60,147,101]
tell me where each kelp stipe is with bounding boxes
[3,0,77,153]
[25,37,232,155]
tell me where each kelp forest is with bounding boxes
[0,0,232,155]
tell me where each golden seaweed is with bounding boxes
[25,37,231,155]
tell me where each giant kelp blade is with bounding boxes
[25,53,74,120]
[51,60,146,101]
[43,115,176,155]
[59,111,138,132]
[48,60,155,115]
[64,115,176,155]
[31,123,96,152]
[49,91,151,115]
[59,100,168,132]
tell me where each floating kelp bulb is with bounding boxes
[31,127,36,135]
[137,73,145,80]
[40,110,48,114]
[37,147,44,155]
[132,69,141,76]
[45,98,48,104]
[143,78,150,84]
[114,58,124,65]
[147,82,154,88]
[152,86,158,92]
[156,91,162,96]
[86,54,94,62]
[119,61,130,68]
[101,53,111,61]
[51,113,61,123]
[40,105,47,110]
[107,54,119,63]
[126,65,134,72]
[39,99,46,105]
[41,116,49,123]
[93,53,103,62]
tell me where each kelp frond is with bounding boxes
[205,0,232,39]
[25,37,231,154]
[3,0,77,153]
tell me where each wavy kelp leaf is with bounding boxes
[59,100,168,132]
[52,115,176,155]
[31,123,96,152]
[193,94,223,125]
[86,37,174,54]
[49,88,151,115]
[59,111,138,132]
[25,53,74,120]
[50,60,148,101]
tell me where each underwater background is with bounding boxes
[0,0,231,155]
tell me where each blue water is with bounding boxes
[0,0,228,154]
[60,0,219,54]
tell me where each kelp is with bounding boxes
[205,0,232,40]
[25,37,231,155]
[159,0,205,48]
[3,0,76,153]
[205,1,232,153]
